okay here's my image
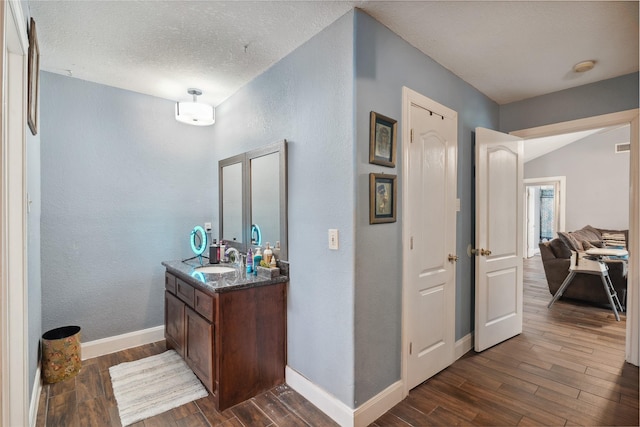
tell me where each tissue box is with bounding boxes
[257,266,280,279]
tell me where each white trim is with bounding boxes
[285,366,354,427]
[81,325,165,360]
[2,1,29,426]
[454,333,473,360]
[511,109,640,366]
[353,381,403,427]
[28,367,42,427]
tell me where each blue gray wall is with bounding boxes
[353,10,499,405]
[500,72,639,133]
[210,12,356,405]
[525,126,630,231]
[40,72,215,341]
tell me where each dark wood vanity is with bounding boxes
[163,264,287,411]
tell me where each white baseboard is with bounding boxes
[81,325,165,360]
[285,367,404,427]
[455,332,474,360]
[286,366,355,426]
[29,367,42,427]
[353,381,404,427]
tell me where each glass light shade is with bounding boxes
[175,101,215,126]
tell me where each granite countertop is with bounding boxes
[162,258,288,295]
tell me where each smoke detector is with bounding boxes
[573,60,596,73]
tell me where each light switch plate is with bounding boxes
[328,229,339,250]
[204,222,212,232]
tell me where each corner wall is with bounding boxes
[210,12,357,406]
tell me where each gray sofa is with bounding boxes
[538,225,628,308]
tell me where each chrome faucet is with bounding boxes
[225,247,243,267]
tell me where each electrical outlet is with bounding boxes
[328,229,339,250]
[204,222,212,232]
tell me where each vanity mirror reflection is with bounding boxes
[219,140,288,260]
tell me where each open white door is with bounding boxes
[474,127,524,352]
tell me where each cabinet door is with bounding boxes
[165,291,185,356]
[185,306,215,393]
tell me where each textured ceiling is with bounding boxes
[28,1,639,107]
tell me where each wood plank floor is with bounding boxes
[373,255,638,426]
[37,255,638,426]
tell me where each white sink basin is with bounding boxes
[195,266,236,274]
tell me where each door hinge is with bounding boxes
[409,342,412,355]
[410,237,414,250]
[410,129,414,143]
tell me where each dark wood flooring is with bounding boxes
[36,255,638,426]
[373,255,638,426]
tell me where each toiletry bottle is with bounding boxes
[263,243,272,265]
[220,241,226,262]
[210,239,220,264]
[246,248,253,274]
[270,253,277,268]
[254,247,263,274]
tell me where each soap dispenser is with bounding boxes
[254,247,263,268]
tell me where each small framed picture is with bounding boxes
[27,18,40,136]
[370,173,397,224]
[369,111,397,167]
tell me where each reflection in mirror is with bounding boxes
[221,161,243,244]
[251,152,280,249]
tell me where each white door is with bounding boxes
[474,127,524,352]
[403,88,457,390]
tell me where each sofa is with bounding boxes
[539,225,628,308]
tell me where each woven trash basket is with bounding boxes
[42,326,81,384]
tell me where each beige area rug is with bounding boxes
[109,350,208,426]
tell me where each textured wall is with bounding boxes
[353,11,499,405]
[500,73,639,133]
[210,12,356,406]
[40,72,215,341]
[525,126,630,231]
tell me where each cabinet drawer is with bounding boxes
[176,278,195,307]
[165,272,177,294]
[195,289,216,322]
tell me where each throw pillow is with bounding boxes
[550,238,572,258]
[557,231,581,252]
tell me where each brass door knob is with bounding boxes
[448,254,458,262]
[480,248,492,256]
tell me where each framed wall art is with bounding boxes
[369,173,397,224]
[369,111,397,167]
[28,17,40,136]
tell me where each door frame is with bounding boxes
[2,1,29,425]
[523,176,566,256]
[401,86,458,396]
[511,109,640,365]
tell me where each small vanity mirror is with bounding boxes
[219,140,288,260]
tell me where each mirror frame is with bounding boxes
[219,140,288,260]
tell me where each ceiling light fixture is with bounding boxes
[573,60,596,73]
[175,88,215,126]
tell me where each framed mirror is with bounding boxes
[219,140,288,260]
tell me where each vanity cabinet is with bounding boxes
[164,270,286,411]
